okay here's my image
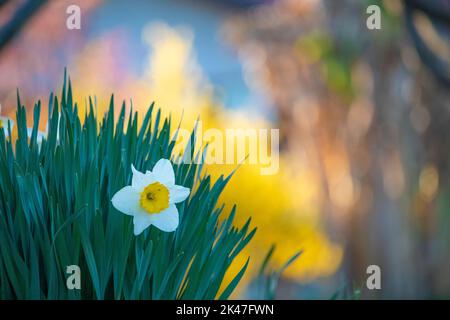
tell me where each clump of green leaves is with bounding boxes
[0,76,255,299]
[255,245,301,300]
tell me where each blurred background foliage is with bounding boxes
[0,0,449,299]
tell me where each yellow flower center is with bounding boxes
[140,182,169,214]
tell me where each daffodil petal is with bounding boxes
[133,214,153,235]
[169,185,190,204]
[111,186,140,216]
[151,204,179,232]
[152,159,175,185]
[131,164,146,187]
[131,164,155,189]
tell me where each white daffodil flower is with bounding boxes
[111,159,190,235]
[0,116,14,137]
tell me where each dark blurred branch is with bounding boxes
[0,0,47,51]
[404,0,450,87]
[405,0,450,23]
[0,0,11,9]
